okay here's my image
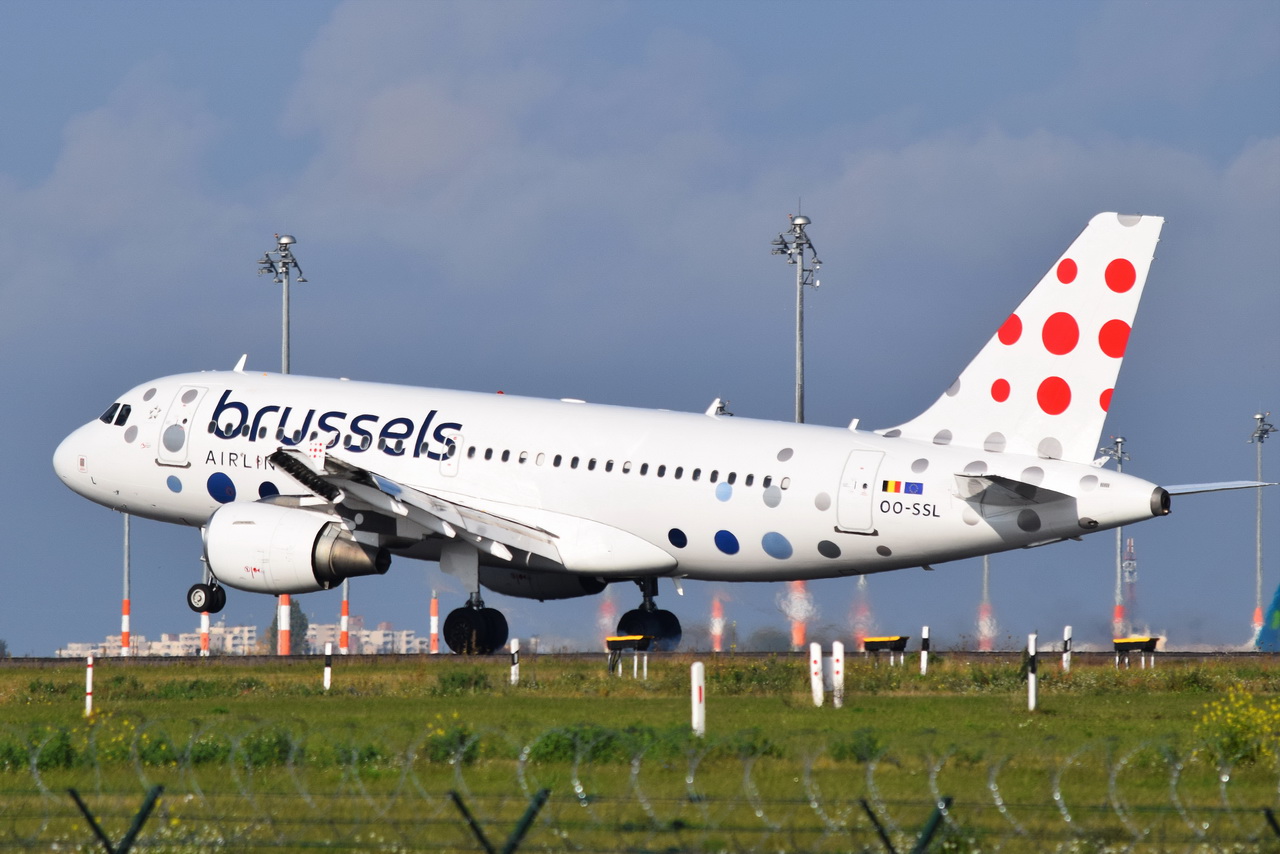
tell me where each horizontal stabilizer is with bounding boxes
[955,473,1071,505]
[1165,481,1276,496]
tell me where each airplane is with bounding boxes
[53,212,1264,654]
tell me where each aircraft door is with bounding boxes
[441,432,462,477]
[836,450,883,534]
[156,386,208,467]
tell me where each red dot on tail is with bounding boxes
[1057,258,1077,284]
[1105,258,1136,293]
[998,314,1022,345]
[1042,312,1079,355]
[1099,388,1113,411]
[1098,319,1130,358]
[991,379,1010,402]
[1037,377,1071,415]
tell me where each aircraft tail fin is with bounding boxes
[882,213,1164,463]
[1257,583,1280,651]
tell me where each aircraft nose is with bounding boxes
[52,427,89,487]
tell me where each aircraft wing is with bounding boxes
[267,447,563,565]
[1164,481,1276,495]
[954,473,1073,505]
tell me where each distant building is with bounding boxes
[306,619,426,654]
[56,620,258,657]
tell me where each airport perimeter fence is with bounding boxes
[3,718,1280,853]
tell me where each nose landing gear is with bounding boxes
[186,582,226,614]
[616,578,682,651]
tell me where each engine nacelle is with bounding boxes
[479,566,607,601]
[204,501,390,594]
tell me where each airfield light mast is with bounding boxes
[1249,412,1275,639]
[771,213,821,424]
[1099,436,1130,638]
[257,234,307,375]
[257,234,308,655]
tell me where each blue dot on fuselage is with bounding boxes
[714,530,740,555]
[715,482,732,502]
[668,528,688,548]
[761,532,793,560]
[166,476,182,493]
[207,472,236,504]
[258,481,280,499]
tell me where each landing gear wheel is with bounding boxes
[616,608,682,651]
[443,607,509,654]
[187,584,212,613]
[209,585,227,614]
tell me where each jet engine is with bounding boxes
[479,566,608,601]
[203,501,390,595]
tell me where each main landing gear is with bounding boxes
[443,592,510,655]
[616,578,682,651]
[186,581,226,614]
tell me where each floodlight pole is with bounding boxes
[1099,436,1130,637]
[257,234,306,375]
[771,214,821,424]
[1250,412,1275,638]
[258,235,307,656]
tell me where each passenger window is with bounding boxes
[553,454,562,467]
[484,448,494,460]
[638,463,648,475]
[605,460,615,472]
[692,468,701,481]
[745,474,754,487]
[588,458,597,471]
[535,452,545,466]
[710,470,719,483]
[781,477,791,489]
[727,472,737,485]
[674,466,683,479]
[467,446,477,459]
[762,476,772,488]
[656,465,666,477]
[501,450,511,462]
[571,457,580,469]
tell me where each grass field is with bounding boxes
[2,652,1279,851]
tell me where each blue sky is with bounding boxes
[2,0,1277,655]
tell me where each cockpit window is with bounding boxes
[98,403,132,427]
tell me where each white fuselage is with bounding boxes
[53,369,1167,584]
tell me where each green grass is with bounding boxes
[1,654,1278,851]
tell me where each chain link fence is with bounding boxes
[3,716,1280,852]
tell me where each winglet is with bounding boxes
[233,354,248,373]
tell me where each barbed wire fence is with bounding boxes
[2,718,1280,852]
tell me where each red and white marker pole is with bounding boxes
[691,662,706,736]
[429,591,440,654]
[809,642,824,707]
[339,584,350,655]
[278,594,291,656]
[710,597,724,653]
[84,656,94,717]
[200,611,210,657]
[120,598,131,658]
[831,641,845,709]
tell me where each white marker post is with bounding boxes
[691,662,706,737]
[84,655,94,717]
[1027,632,1038,712]
[510,638,520,686]
[831,641,845,709]
[809,642,824,707]
[1062,625,1072,672]
[323,642,333,691]
[920,626,930,676]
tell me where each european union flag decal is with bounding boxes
[882,480,924,494]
